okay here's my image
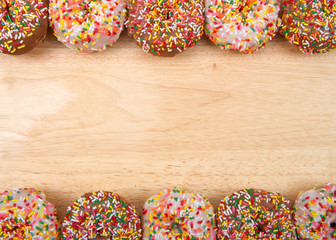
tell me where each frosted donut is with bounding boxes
[142,187,216,239]
[0,0,48,54]
[217,189,296,239]
[205,0,281,53]
[280,0,336,54]
[62,190,142,239]
[49,0,126,52]
[294,183,336,239]
[126,0,205,56]
[0,187,60,239]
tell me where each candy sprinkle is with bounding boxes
[281,0,336,54]
[294,183,336,239]
[0,0,48,54]
[205,0,281,53]
[142,187,217,239]
[217,189,296,239]
[126,0,205,56]
[49,0,126,52]
[0,187,60,239]
[62,190,142,239]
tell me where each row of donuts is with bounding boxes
[1,0,335,55]
[1,183,335,239]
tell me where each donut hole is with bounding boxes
[165,12,170,20]
[170,222,181,234]
[256,222,268,233]
[157,8,172,20]
[159,10,171,20]
[237,6,244,12]
[172,225,180,233]
[237,0,257,13]
[11,225,19,231]
[80,2,90,12]
[330,222,336,229]
[1,2,9,14]
[96,237,109,240]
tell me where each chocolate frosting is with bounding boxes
[0,0,48,54]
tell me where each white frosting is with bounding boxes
[49,0,126,52]
[294,183,336,240]
[205,0,280,53]
[142,187,216,240]
[0,188,59,239]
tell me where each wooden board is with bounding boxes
[0,29,336,220]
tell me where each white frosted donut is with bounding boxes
[0,188,60,239]
[205,0,281,53]
[294,183,336,239]
[49,0,126,52]
[142,187,216,240]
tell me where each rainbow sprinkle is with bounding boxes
[294,183,336,239]
[281,0,336,54]
[142,187,217,239]
[205,0,281,54]
[49,0,126,52]
[217,189,295,239]
[0,0,48,54]
[62,190,142,239]
[126,0,205,56]
[0,187,60,239]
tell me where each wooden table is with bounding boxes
[0,30,335,220]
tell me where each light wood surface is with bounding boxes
[0,29,336,221]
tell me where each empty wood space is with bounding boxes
[0,30,335,219]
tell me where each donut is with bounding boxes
[126,0,205,56]
[0,0,48,54]
[142,187,217,239]
[0,187,60,239]
[217,189,296,239]
[280,0,336,54]
[294,183,336,239]
[205,0,281,54]
[49,0,126,52]
[62,190,141,239]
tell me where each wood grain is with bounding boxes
[0,29,335,221]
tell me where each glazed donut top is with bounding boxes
[127,0,205,56]
[49,0,126,52]
[281,0,336,54]
[0,0,48,54]
[217,189,296,239]
[294,183,336,239]
[142,187,216,239]
[205,0,281,53]
[62,190,141,239]
[0,188,60,239]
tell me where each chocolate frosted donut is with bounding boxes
[0,0,48,54]
[126,0,205,56]
[281,0,336,54]
[294,183,336,239]
[62,190,142,239]
[0,188,60,239]
[217,189,296,239]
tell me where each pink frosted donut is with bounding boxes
[142,187,217,239]
[49,0,126,52]
[0,188,60,239]
[294,183,336,239]
[205,0,281,53]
